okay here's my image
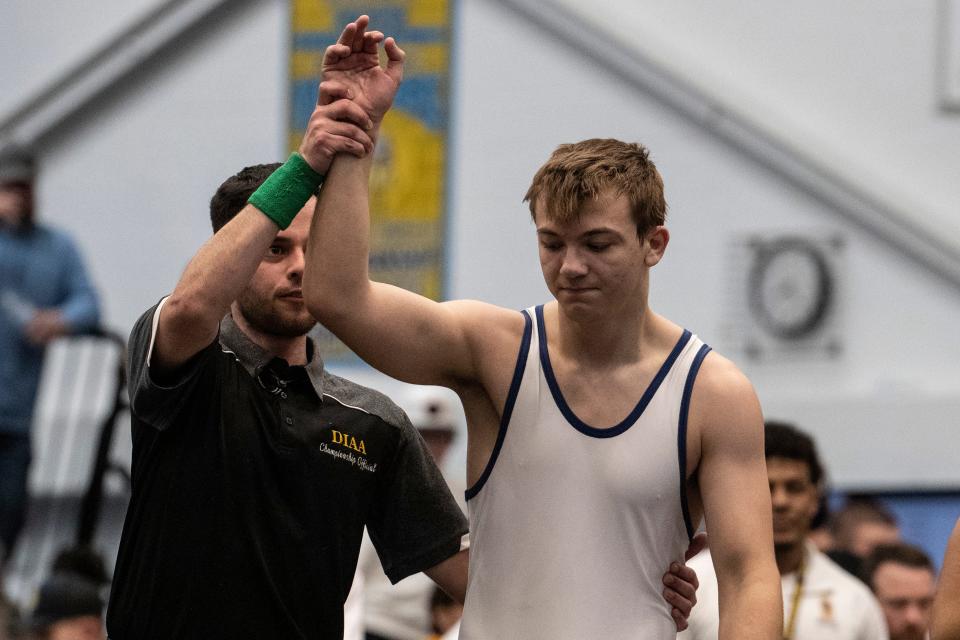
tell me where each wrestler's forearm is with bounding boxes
[303,138,376,321]
[302,131,482,387]
[718,575,782,640]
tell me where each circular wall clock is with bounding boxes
[748,236,834,340]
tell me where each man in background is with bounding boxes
[0,145,100,562]
[357,387,465,640]
[828,498,902,578]
[681,421,888,639]
[24,571,105,640]
[864,543,937,640]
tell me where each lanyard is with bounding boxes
[783,553,807,640]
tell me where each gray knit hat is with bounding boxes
[28,572,104,629]
[0,144,36,184]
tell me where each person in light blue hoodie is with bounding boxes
[0,145,100,561]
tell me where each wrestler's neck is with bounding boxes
[775,541,807,576]
[552,301,658,365]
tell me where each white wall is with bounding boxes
[1,0,156,116]
[557,0,960,239]
[2,0,288,332]
[3,0,959,489]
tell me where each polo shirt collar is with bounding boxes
[219,312,326,397]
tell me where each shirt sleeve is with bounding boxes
[127,298,218,431]
[366,417,468,584]
[54,232,100,331]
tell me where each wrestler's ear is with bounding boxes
[643,226,669,267]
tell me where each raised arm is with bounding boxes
[151,84,374,375]
[693,356,782,640]
[303,16,508,387]
[932,518,960,640]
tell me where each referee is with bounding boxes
[105,90,468,639]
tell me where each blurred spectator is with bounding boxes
[826,498,902,580]
[863,543,936,640]
[437,621,459,640]
[23,572,105,640]
[343,570,365,640]
[932,518,960,640]
[809,494,835,552]
[355,386,465,640]
[680,420,888,639]
[425,587,462,640]
[1,593,16,640]
[831,498,901,559]
[49,547,109,589]
[0,145,100,561]
[404,389,460,477]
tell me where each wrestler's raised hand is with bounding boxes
[297,80,376,175]
[321,14,405,124]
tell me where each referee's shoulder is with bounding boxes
[320,371,411,431]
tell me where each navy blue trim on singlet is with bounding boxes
[536,304,693,439]
[678,343,712,541]
[465,309,533,501]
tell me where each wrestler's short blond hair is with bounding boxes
[524,138,667,234]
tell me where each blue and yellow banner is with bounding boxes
[290,0,450,359]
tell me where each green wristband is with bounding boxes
[248,153,324,229]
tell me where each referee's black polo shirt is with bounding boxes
[107,301,468,640]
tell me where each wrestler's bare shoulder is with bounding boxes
[696,350,755,396]
[441,299,529,384]
[690,349,762,439]
[444,299,528,346]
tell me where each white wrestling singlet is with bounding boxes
[459,305,711,639]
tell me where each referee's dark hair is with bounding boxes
[764,420,824,486]
[209,163,282,233]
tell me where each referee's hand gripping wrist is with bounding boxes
[297,80,376,175]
